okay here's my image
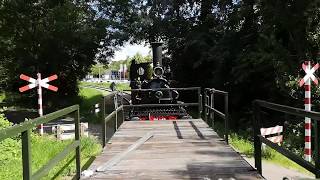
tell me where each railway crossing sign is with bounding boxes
[299,62,319,87]
[299,61,318,162]
[19,73,58,135]
[19,74,58,92]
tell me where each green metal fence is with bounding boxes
[253,100,320,178]
[101,92,124,147]
[0,105,81,180]
[203,88,229,144]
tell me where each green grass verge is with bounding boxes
[211,120,312,175]
[78,88,104,123]
[78,81,130,123]
[0,91,5,102]
[0,135,101,180]
[229,133,312,175]
[80,81,130,91]
[79,88,104,111]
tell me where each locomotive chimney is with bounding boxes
[151,42,163,66]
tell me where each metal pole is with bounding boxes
[204,90,208,122]
[114,92,118,131]
[74,108,81,179]
[305,61,312,162]
[101,96,106,147]
[198,88,202,118]
[210,91,214,128]
[253,101,262,175]
[37,73,43,135]
[224,93,229,144]
[315,119,320,178]
[22,130,32,180]
[121,91,125,124]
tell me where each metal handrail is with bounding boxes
[101,93,125,147]
[253,100,320,178]
[203,88,229,144]
[100,87,202,146]
[123,103,199,108]
[123,87,200,91]
[0,105,81,180]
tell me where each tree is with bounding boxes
[90,64,107,77]
[97,0,320,131]
[0,0,116,107]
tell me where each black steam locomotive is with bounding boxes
[128,42,189,120]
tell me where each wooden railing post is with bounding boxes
[224,93,229,144]
[74,108,81,179]
[22,129,32,180]
[253,101,262,175]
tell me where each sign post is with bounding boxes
[299,61,319,161]
[19,73,58,135]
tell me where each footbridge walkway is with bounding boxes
[1,87,320,179]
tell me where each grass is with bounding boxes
[79,88,105,111]
[78,81,130,123]
[0,134,102,180]
[211,120,313,176]
[80,81,130,91]
[229,133,312,175]
[0,91,5,102]
[78,87,105,123]
[0,82,123,179]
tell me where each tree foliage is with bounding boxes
[0,0,119,107]
[1,0,320,132]
[97,0,320,130]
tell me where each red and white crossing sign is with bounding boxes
[298,61,318,162]
[19,73,58,135]
[299,62,319,87]
[19,74,58,92]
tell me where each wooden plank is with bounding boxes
[96,132,154,172]
[83,119,263,180]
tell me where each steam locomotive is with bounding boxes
[128,42,189,120]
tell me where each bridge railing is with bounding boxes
[101,92,124,147]
[122,87,202,118]
[0,105,81,180]
[203,88,229,144]
[253,100,320,178]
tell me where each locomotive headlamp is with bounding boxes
[154,66,164,77]
[155,91,163,99]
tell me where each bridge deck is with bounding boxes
[83,119,263,179]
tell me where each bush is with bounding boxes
[0,113,22,179]
[0,113,102,179]
[0,113,12,129]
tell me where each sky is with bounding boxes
[112,42,151,61]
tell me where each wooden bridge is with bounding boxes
[81,88,262,179]
[82,119,262,179]
[1,87,320,179]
